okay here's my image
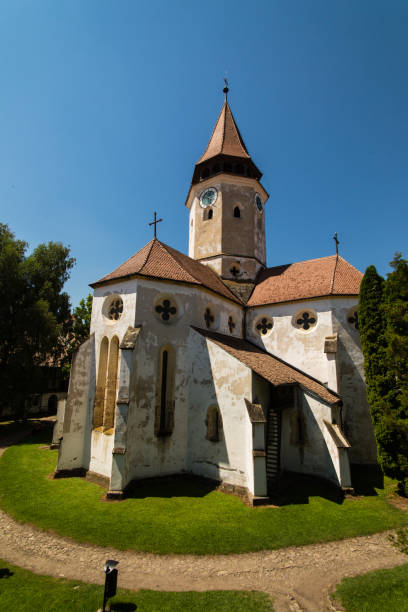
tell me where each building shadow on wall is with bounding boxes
[124,474,217,499]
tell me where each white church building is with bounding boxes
[56,90,377,503]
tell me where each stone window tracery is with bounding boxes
[105,297,123,322]
[93,335,119,434]
[295,311,317,331]
[230,264,240,277]
[155,298,177,322]
[256,316,273,336]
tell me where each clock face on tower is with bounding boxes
[200,187,218,208]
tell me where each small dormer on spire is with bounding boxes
[191,85,262,185]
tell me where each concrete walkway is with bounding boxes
[0,431,407,611]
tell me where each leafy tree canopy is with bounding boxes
[359,253,408,496]
[62,293,93,376]
[0,223,75,416]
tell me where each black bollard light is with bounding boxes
[102,559,119,612]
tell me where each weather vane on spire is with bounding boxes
[333,232,339,256]
[223,78,229,101]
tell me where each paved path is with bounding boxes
[0,432,407,611]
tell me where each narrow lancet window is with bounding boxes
[103,336,119,432]
[206,405,222,442]
[234,206,241,218]
[155,345,176,436]
[93,337,109,429]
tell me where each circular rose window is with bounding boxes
[294,310,317,331]
[108,297,123,321]
[255,316,273,336]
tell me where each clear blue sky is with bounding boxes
[1,0,407,307]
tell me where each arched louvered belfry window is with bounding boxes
[155,345,176,437]
[93,336,109,429]
[103,336,119,432]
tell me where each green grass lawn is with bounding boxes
[332,563,408,611]
[0,435,406,555]
[0,560,274,611]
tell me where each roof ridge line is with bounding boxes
[265,254,338,271]
[197,103,225,163]
[237,334,341,396]
[157,241,197,284]
[330,254,339,294]
[221,101,227,151]
[139,238,157,273]
[161,242,243,303]
[193,327,340,397]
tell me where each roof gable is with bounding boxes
[91,239,241,304]
[248,255,362,306]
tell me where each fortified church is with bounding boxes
[56,88,377,503]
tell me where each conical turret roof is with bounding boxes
[197,101,251,163]
[190,98,262,186]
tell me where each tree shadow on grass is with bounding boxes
[124,474,217,499]
[0,568,13,579]
[110,603,137,611]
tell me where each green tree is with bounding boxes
[62,293,93,376]
[359,255,408,496]
[0,224,75,417]
[358,265,389,424]
[382,253,408,495]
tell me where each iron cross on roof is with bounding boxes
[333,232,339,256]
[149,212,163,239]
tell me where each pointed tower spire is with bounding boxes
[185,88,269,285]
[191,87,262,185]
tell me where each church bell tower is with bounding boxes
[185,85,268,284]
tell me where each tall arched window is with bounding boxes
[206,405,222,442]
[93,337,109,428]
[234,206,241,218]
[155,345,176,436]
[103,336,119,432]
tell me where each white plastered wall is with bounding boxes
[332,297,377,463]
[122,278,243,485]
[247,298,336,387]
[280,390,344,486]
[88,280,138,478]
[187,330,254,492]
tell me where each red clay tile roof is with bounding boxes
[197,101,251,163]
[248,255,362,306]
[194,328,340,405]
[90,239,241,304]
